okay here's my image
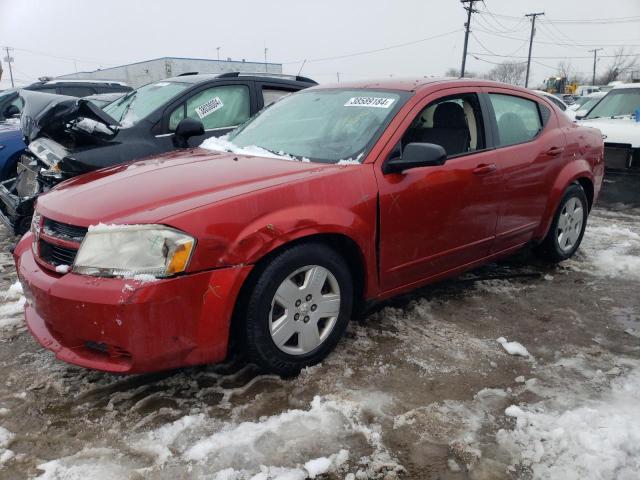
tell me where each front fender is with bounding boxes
[534,159,595,240]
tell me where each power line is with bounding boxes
[525,12,544,88]
[473,27,640,48]
[470,51,638,60]
[282,29,461,65]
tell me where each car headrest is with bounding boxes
[433,102,467,129]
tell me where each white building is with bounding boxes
[58,56,283,88]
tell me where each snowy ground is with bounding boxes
[0,184,639,479]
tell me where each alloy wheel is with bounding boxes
[269,265,341,355]
[556,196,584,253]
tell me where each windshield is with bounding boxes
[226,89,405,163]
[103,81,190,127]
[585,88,640,119]
[0,89,17,102]
[579,96,604,114]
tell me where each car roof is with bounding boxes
[310,77,529,93]
[611,83,640,90]
[163,72,317,86]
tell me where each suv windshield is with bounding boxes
[104,81,190,127]
[226,89,405,163]
[585,88,640,119]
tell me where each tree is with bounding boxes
[444,68,477,78]
[486,61,527,86]
[557,61,587,84]
[596,48,639,85]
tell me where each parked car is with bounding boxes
[578,83,640,171]
[0,120,24,180]
[533,90,571,118]
[0,72,317,234]
[14,78,604,376]
[570,92,606,120]
[0,79,131,121]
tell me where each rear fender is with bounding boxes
[534,159,594,240]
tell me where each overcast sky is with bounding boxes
[1,0,638,89]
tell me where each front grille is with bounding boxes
[604,144,633,170]
[43,218,88,242]
[39,240,78,267]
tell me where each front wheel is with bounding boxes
[535,183,588,262]
[244,243,353,376]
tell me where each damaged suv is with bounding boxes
[0,72,316,233]
[14,78,604,376]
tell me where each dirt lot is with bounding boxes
[0,177,639,480]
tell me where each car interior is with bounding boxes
[403,94,484,157]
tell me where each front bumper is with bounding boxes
[0,176,36,234]
[14,233,252,374]
[604,144,640,173]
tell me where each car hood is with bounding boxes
[20,90,119,144]
[578,117,640,148]
[37,149,345,226]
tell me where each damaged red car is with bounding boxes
[14,78,604,376]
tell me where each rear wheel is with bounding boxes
[244,243,353,376]
[535,183,588,262]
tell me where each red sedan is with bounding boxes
[14,78,604,376]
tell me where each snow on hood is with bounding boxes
[201,135,297,161]
[578,116,640,148]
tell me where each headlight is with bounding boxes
[0,145,5,151]
[73,224,195,278]
[27,138,65,168]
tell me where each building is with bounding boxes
[57,56,283,88]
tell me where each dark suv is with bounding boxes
[0,80,132,121]
[0,72,316,233]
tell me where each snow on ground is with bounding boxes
[498,367,640,480]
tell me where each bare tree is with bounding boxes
[486,61,527,86]
[596,48,639,85]
[556,61,587,84]
[444,68,477,78]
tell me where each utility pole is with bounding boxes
[264,47,268,71]
[3,47,15,88]
[460,0,478,77]
[336,72,340,83]
[216,47,221,62]
[524,12,544,88]
[589,48,603,85]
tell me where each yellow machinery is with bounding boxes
[544,77,578,95]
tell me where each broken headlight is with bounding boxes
[73,224,195,278]
[27,138,65,169]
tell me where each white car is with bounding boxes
[532,90,572,118]
[569,91,606,120]
[578,84,640,171]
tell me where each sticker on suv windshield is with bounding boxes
[195,97,224,118]
[344,97,395,108]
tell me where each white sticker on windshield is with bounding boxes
[344,97,395,108]
[154,82,170,87]
[195,97,224,119]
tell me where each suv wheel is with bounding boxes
[535,183,588,262]
[244,243,353,376]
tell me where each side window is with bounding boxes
[169,85,250,131]
[402,93,485,157]
[547,95,566,111]
[489,94,542,147]
[35,87,58,94]
[59,86,96,97]
[262,88,292,107]
[9,96,22,113]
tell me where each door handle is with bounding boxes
[472,163,497,175]
[546,147,564,156]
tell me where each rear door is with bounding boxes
[375,87,502,292]
[482,88,567,252]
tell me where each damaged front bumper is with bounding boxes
[0,154,42,234]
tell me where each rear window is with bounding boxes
[489,94,542,147]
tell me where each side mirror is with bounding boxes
[574,110,587,120]
[383,142,447,174]
[3,104,20,118]
[174,117,204,148]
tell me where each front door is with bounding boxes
[375,89,502,292]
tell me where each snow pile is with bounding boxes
[0,280,26,330]
[497,368,640,479]
[0,426,15,465]
[497,337,530,357]
[201,136,296,161]
[55,265,70,274]
[576,219,640,281]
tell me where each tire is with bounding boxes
[535,183,588,262]
[244,243,353,376]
